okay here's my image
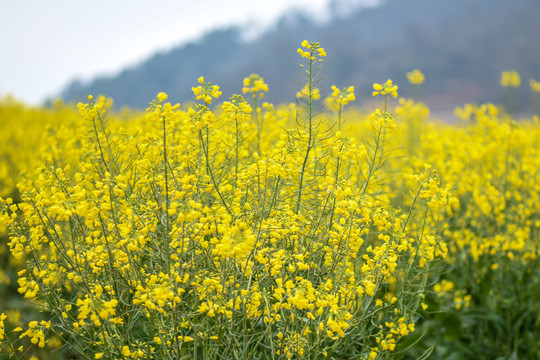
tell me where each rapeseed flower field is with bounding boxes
[1,41,540,359]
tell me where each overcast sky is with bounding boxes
[0,0,377,105]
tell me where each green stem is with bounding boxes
[361,126,383,196]
[198,129,232,214]
[235,110,240,187]
[254,95,261,155]
[162,112,171,275]
[295,57,315,214]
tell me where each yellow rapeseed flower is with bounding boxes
[372,80,398,98]
[500,70,520,87]
[530,79,540,92]
[242,74,269,95]
[157,92,168,103]
[406,69,425,85]
[296,85,320,100]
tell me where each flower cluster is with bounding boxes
[192,76,222,104]
[406,69,425,85]
[242,73,269,96]
[500,70,521,87]
[530,79,540,92]
[372,80,398,98]
[296,84,321,100]
[297,40,326,61]
[327,85,356,107]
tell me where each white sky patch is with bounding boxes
[0,0,377,104]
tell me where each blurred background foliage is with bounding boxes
[60,0,540,113]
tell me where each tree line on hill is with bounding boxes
[60,0,540,112]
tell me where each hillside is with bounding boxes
[60,0,540,111]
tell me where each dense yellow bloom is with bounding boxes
[0,80,429,357]
[4,38,537,360]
